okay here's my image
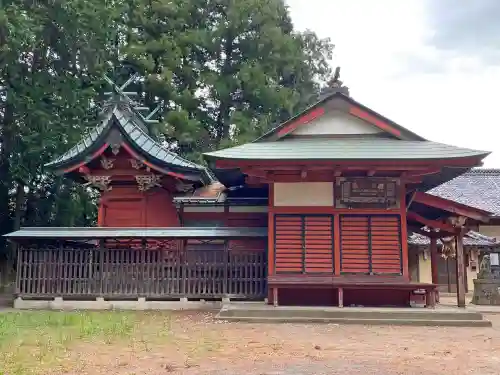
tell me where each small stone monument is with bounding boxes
[471,253,500,305]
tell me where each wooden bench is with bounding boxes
[268,274,438,308]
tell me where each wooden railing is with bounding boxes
[16,246,267,300]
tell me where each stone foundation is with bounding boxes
[13,297,224,311]
[471,279,500,305]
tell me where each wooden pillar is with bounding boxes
[455,230,466,308]
[430,237,439,303]
[267,183,275,305]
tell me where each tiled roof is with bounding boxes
[46,100,215,183]
[409,230,498,247]
[204,137,489,161]
[429,169,500,216]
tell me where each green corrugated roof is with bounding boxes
[204,137,489,161]
[4,227,267,239]
[46,100,215,183]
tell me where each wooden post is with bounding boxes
[455,230,466,308]
[273,287,278,307]
[430,237,440,303]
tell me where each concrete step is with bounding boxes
[219,307,484,321]
[216,315,492,327]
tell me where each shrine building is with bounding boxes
[5,78,496,309]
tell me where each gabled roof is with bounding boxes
[255,91,426,142]
[430,169,500,217]
[46,98,214,184]
[204,90,490,164]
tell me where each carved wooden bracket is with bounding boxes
[130,158,145,170]
[448,216,467,228]
[84,175,112,191]
[136,174,161,191]
[100,156,115,170]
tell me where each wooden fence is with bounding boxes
[16,246,267,300]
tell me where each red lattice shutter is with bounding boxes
[274,214,334,274]
[274,215,304,273]
[304,216,334,273]
[340,215,370,273]
[370,215,402,274]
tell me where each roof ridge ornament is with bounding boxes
[323,67,350,97]
[103,73,161,124]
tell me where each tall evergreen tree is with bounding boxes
[124,0,334,161]
[0,0,335,276]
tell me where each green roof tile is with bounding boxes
[204,137,489,161]
[46,101,215,184]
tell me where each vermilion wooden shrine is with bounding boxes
[5,77,494,309]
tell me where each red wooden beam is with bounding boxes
[349,106,402,138]
[214,156,484,169]
[63,143,110,173]
[407,211,458,233]
[412,191,491,223]
[276,107,326,138]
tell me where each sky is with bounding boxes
[285,0,500,167]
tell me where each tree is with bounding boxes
[0,0,120,271]
[124,0,334,161]
[0,0,335,277]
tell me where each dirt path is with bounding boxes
[55,312,500,375]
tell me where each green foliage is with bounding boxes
[124,0,334,155]
[0,0,334,264]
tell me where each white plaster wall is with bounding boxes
[478,225,500,240]
[292,110,382,136]
[274,182,334,207]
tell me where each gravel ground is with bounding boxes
[59,312,500,375]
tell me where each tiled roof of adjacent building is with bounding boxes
[408,230,498,247]
[429,168,500,217]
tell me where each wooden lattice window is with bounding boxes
[274,214,334,274]
[340,214,402,275]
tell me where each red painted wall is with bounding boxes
[268,181,409,279]
[99,186,180,227]
[180,209,267,252]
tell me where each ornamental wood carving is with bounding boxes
[100,156,115,170]
[136,174,161,191]
[84,175,112,191]
[336,177,400,208]
[110,143,121,155]
[130,158,145,170]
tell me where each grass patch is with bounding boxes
[0,310,173,375]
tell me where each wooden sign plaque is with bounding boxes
[336,177,400,209]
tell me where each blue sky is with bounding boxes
[286,0,500,167]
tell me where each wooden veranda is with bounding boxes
[8,227,268,301]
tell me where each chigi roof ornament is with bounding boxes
[102,73,161,125]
